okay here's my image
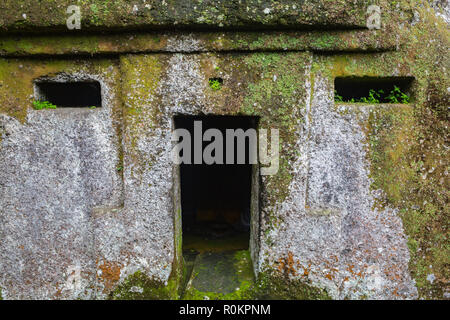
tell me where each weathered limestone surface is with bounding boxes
[0,30,397,57]
[259,74,417,299]
[0,1,448,300]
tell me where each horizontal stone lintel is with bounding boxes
[0,0,374,34]
[0,30,397,57]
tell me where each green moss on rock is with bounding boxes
[256,271,331,300]
[120,54,166,178]
[362,3,449,299]
[109,270,179,300]
[239,52,310,231]
[183,281,255,300]
[366,105,417,207]
[309,2,449,298]
[0,58,121,123]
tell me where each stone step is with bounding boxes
[182,250,255,300]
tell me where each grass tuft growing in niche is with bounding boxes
[32,100,57,110]
[335,86,410,104]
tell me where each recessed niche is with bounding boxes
[334,77,414,103]
[34,81,102,108]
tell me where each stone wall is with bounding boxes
[0,1,448,300]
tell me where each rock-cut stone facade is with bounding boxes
[0,1,448,300]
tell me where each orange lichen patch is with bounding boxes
[276,251,298,277]
[325,274,333,280]
[98,261,122,293]
[392,288,400,297]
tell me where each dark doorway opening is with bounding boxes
[35,81,102,108]
[174,115,258,253]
